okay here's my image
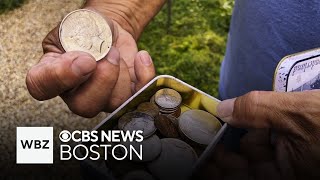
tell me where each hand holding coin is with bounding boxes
[26,7,155,117]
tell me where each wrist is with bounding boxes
[83,0,166,40]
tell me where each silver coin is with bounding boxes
[147,138,197,180]
[122,112,156,138]
[154,88,182,109]
[122,170,156,180]
[121,134,161,162]
[178,110,222,145]
[59,9,112,61]
[118,112,153,130]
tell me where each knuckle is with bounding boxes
[234,91,261,122]
[26,68,47,100]
[245,91,261,105]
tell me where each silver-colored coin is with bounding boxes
[178,110,221,145]
[147,138,197,180]
[122,112,156,138]
[121,134,161,162]
[118,112,136,130]
[154,88,182,109]
[59,9,112,61]
[122,170,156,180]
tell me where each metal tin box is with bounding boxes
[80,75,228,179]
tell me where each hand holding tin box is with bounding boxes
[215,50,320,179]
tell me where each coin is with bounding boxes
[154,115,179,138]
[149,95,156,105]
[169,107,181,118]
[118,112,153,130]
[154,88,182,109]
[166,114,179,127]
[147,138,198,180]
[178,110,222,146]
[59,9,112,61]
[121,134,161,162]
[136,102,160,117]
[122,170,156,180]
[122,112,156,138]
[118,112,135,130]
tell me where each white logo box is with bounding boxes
[16,127,53,164]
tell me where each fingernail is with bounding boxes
[217,98,236,121]
[139,51,152,66]
[106,47,120,65]
[72,55,96,76]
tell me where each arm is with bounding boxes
[84,0,167,40]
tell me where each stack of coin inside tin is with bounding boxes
[106,88,221,180]
[153,88,182,117]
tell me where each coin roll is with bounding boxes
[178,110,221,146]
[154,88,182,110]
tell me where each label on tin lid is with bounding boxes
[273,48,320,92]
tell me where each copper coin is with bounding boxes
[136,102,160,117]
[154,115,179,138]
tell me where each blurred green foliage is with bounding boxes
[139,0,234,97]
[0,0,25,14]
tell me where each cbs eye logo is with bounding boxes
[59,130,71,142]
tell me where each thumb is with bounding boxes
[216,91,320,134]
[134,50,156,91]
[26,52,96,100]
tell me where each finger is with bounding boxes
[105,58,132,112]
[216,90,320,136]
[240,129,274,162]
[213,145,249,170]
[42,26,64,54]
[196,163,222,180]
[134,50,156,91]
[63,47,120,117]
[26,51,96,100]
[252,161,281,180]
[240,129,271,146]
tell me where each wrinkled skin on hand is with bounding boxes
[26,8,155,118]
[197,90,320,180]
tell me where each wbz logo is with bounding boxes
[16,127,53,164]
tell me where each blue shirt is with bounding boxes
[219,0,320,100]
